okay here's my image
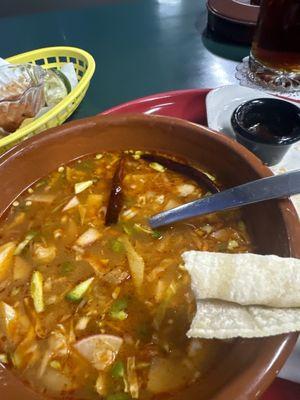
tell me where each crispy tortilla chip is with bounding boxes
[183,251,300,308]
[188,300,300,339]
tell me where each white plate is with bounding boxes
[206,84,300,213]
[207,84,300,384]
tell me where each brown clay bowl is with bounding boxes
[0,114,299,400]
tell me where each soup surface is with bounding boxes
[0,151,251,399]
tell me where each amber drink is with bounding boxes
[249,0,300,91]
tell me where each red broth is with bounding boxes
[0,152,251,399]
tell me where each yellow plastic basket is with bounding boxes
[0,46,95,153]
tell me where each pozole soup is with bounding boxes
[0,151,252,399]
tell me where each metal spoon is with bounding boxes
[149,169,300,229]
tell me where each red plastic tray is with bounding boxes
[102,88,300,400]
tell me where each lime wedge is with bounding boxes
[44,69,71,107]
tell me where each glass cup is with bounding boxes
[249,0,300,92]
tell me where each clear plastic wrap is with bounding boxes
[0,64,45,133]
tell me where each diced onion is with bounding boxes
[0,242,16,281]
[149,162,165,172]
[27,194,56,203]
[74,180,93,194]
[75,228,101,247]
[177,184,195,197]
[62,196,80,212]
[120,237,144,293]
[0,301,17,337]
[127,356,139,399]
[75,316,90,331]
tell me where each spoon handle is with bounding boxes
[149,169,300,228]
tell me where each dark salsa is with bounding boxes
[0,151,251,399]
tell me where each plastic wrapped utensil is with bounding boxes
[0,63,45,133]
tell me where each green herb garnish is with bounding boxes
[137,323,151,341]
[110,239,124,253]
[122,223,134,236]
[14,230,38,255]
[111,360,125,379]
[110,298,128,320]
[60,261,75,274]
[30,270,44,313]
[152,230,162,239]
[65,277,94,302]
[76,159,94,171]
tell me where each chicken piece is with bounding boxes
[32,243,56,264]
